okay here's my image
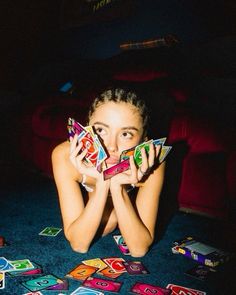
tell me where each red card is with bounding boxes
[166,284,206,295]
[102,257,126,273]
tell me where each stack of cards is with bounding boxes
[171,236,232,267]
[67,118,108,169]
[103,137,171,180]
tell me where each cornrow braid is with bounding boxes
[87,87,149,138]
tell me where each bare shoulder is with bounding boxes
[51,141,70,162]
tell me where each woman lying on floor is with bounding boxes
[52,86,165,257]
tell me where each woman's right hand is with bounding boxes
[69,134,102,181]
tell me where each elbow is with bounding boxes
[65,232,90,254]
[70,240,89,254]
[129,246,150,258]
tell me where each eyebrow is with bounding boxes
[93,121,139,132]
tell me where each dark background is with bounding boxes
[0,0,236,182]
[1,0,236,92]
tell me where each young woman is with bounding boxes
[51,87,166,257]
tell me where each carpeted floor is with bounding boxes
[1,169,236,295]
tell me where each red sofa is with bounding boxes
[19,48,236,221]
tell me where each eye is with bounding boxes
[94,127,106,136]
[121,131,133,139]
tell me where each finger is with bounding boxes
[155,144,161,160]
[129,155,139,183]
[70,134,78,153]
[70,141,82,158]
[140,147,149,170]
[148,143,155,166]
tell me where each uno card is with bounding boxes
[83,277,122,293]
[123,261,149,275]
[102,257,126,273]
[67,118,86,140]
[71,286,104,294]
[134,140,153,167]
[9,259,34,272]
[131,282,171,294]
[85,125,95,137]
[95,136,108,168]
[46,278,69,290]
[159,145,172,163]
[66,263,98,281]
[166,284,206,295]
[103,159,130,180]
[0,257,14,272]
[21,274,60,292]
[153,137,167,146]
[39,226,62,236]
[82,258,108,272]
[8,261,43,277]
[120,146,136,161]
[185,264,215,281]
[79,131,99,166]
[97,266,123,279]
[113,235,130,255]
[0,272,5,289]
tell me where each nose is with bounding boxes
[106,135,118,153]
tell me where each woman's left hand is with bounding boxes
[111,143,161,186]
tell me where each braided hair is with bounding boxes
[87,87,150,139]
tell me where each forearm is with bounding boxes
[66,182,109,253]
[110,186,153,257]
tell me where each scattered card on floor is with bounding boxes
[166,284,206,295]
[83,276,122,293]
[9,259,35,272]
[102,257,127,273]
[66,263,98,281]
[21,274,61,292]
[123,261,149,275]
[131,282,171,294]
[0,272,5,289]
[39,226,62,236]
[46,278,69,290]
[185,264,215,281]
[71,286,104,294]
[7,261,42,277]
[113,235,130,255]
[0,257,14,272]
[82,258,108,272]
[97,266,123,279]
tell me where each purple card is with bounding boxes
[123,261,149,275]
[46,278,68,290]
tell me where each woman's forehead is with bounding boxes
[90,101,142,122]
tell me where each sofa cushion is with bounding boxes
[32,98,90,140]
[178,153,229,218]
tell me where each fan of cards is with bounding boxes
[67,118,172,180]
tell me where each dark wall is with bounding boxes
[0,0,235,92]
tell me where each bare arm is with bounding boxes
[109,145,165,257]
[51,141,110,253]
